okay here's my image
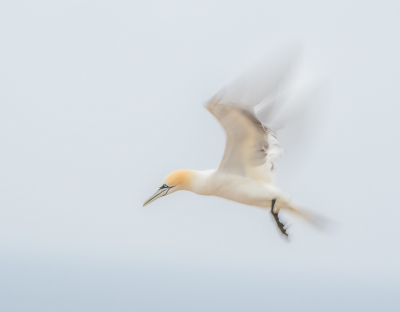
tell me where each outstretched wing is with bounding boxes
[205,47,300,182]
[205,97,280,183]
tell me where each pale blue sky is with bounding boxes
[1,0,399,311]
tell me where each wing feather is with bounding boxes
[205,96,280,182]
[204,47,301,181]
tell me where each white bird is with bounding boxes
[143,47,322,237]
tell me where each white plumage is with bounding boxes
[144,47,322,237]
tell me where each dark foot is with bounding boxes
[271,199,288,237]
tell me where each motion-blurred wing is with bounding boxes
[205,47,301,181]
[205,95,281,183]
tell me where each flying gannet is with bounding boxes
[143,47,322,237]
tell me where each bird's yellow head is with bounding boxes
[143,170,193,207]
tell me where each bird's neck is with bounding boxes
[182,170,215,195]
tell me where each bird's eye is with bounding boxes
[163,184,168,188]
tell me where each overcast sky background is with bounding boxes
[1,0,400,311]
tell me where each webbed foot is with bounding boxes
[271,199,288,237]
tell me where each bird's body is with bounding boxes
[176,169,280,207]
[144,47,321,237]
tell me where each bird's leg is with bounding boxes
[271,199,288,237]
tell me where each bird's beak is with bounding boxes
[143,188,169,207]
